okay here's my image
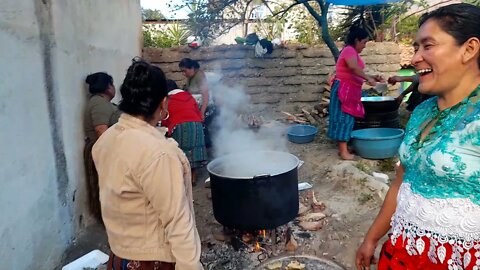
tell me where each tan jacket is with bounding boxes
[92,114,202,270]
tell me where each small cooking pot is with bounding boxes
[207,151,299,230]
[361,96,400,113]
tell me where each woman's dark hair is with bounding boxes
[345,27,369,46]
[119,59,168,119]
[166,79,179,92]
[419,3,480,67]
[178,58,200,70]
[85,72,113,94]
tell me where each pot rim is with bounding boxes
[361,96,395,102]
[207,150,300,179]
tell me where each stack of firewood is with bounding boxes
[313,97,330,118]
[313,84,331,118]
[281,85,331,125]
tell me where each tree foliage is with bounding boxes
[143,24,190,48]
[288,4,322,45]
[333,0,426,42]
[142,8,165,21]
[170,0,252,44]
[254,4,288,40]
[170,0,429,61]
[464,0,480,6]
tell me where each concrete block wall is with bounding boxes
[143,42,402,113]
[0,0,141,269]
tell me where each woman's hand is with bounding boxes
[373,75,385,83]
[366,76,377,86]
[388,76,401,85]
[355,238,379,270]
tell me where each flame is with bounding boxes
[259,230,266,238]
[254,241,261,252]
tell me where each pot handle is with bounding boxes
[253,174,271,179]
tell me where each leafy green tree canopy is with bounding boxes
[142,8,165,21]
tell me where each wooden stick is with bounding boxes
[311,112,324,122]
[293,119,308,124]
[301,108,317,125]
[281,111,295,117]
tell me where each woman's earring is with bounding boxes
[162,111,170,121]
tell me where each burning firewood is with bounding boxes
[241,233,254,243]
[298,202,309,216]
[285,228,298,252]
[212,227,231,242]
[286,260,306,270]
[298,220,323,231]
[299,212,326,222]
[311,191,326,213]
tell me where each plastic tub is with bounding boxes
[287,124,318,144]
[351,128,404,159]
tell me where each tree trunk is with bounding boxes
[302,0,339,62]
[320,14,339,62]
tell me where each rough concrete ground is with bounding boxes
[59,121,397,270]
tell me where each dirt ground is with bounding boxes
[60,120,397,270]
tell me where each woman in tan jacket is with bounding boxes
[92,59,202,270]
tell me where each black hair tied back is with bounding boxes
[119,59,168,119]
[85,72,113,94]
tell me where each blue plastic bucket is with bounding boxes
[287,124,318,144]
[351,128,404,159]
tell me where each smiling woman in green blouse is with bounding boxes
[356,4,480,270]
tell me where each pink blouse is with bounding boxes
[335,46,365,86]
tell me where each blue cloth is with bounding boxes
[327,0,399,5]
[398,85,480,205]
[328,79,356,141]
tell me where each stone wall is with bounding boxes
[0,0,141,269]
[143,42,402,112]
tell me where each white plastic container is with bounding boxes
[298,182,313,191]
[62,249,109,270]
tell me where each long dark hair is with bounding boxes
[85,72,113,94]
[119,59,168,119]
[166,79,179,92]
[345,27,369,46]
[179,58,200,70]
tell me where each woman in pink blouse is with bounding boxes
[328,27,384,160]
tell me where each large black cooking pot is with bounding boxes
[361,96,400,113]
[356,96,400,129]
[207,151,299,230]
[355,110,400,130]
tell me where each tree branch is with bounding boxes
[397,0,456,24]
[302,1,323,26]
[272,0,313,18]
